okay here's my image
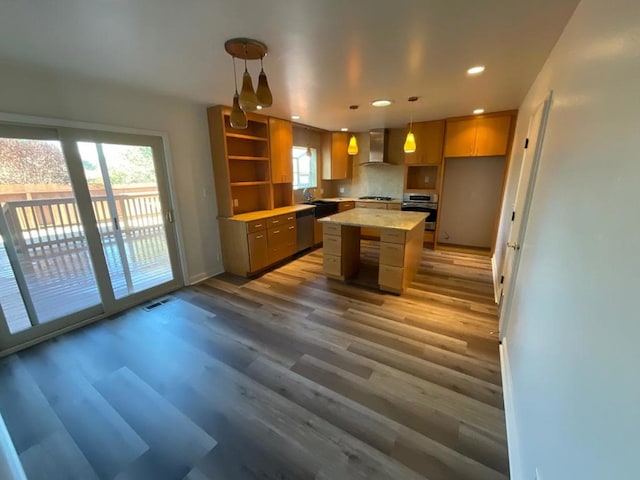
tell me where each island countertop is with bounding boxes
[318,208,428,230]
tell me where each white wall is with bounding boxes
[498,0,640,478]
[0,59,222,283]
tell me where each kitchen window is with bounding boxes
[292,146,317,189]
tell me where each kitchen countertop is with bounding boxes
[318,208,427,230]
[227,204,315,222]
[320,197,401,203]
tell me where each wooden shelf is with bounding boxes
[230,181,271,187]
[226,133,269,142]
[228,155,270,161]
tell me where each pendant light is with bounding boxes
[239,56,258,111]
[404,96,419,153]
[224,38,272,115]
[256,56,273,108]
[347,104,359,155]
[229,57,248,129]
[348,134,359,155]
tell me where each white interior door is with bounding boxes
[499,92,553,339]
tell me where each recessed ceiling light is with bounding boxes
[467,65,485,75]
[473,108,485,115]
[371,99,393,107]
[291,115,300,120]
[340,127,349,132]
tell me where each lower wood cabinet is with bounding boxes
[219,211,300,277]
[248,231,269,272]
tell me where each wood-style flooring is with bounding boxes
[0,243,508,479]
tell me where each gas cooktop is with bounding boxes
[358,196,393,201]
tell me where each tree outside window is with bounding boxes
[292,146,317,189]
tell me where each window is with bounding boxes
[292,146,317,189]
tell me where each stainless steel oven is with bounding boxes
[401,193,438,231]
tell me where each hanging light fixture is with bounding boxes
[229,57,247,129]
[225,38,272,116]
[347,104,359,155]
[256,56,273,108]
[404,96,419,153]
[348,134,359,155]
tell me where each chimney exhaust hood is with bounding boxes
[360,129,390,165]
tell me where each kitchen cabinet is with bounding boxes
[208,105,272,217]
[218,206,311,276]
[322,132,350,180]
[269,117,293,184]
[248,231,269,272]
[444,113,513,157]
[404,120,445,165]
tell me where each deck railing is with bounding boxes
[2,193,163,254]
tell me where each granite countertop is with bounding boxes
[229,204,315,222]
[313,197,402,204]
[318,208,428,230]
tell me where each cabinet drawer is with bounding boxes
[323,234,342,256]
[247,219,267,233]
[323,254,342,277]
[338,201,355,211]
[380,229,406,244]
[380,243,405,267]
[387,203,401,211]
[323,223,342,236]
[355,202,387,209]
[379,264,404,289]
[268,213,295,227]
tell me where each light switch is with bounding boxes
[233,198,239,207]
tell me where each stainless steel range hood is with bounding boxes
[360,128,390,165]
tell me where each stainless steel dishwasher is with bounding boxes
[296,209,314,252]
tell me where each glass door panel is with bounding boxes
[0,136,101,327]
[77,141,175,299]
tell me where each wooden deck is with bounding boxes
[0,244,508,479]
[1,232,173,333]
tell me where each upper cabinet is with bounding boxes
[322,132,349,180]
[404,120,445,165]
[444,113,514,157]
[269,117,293,184]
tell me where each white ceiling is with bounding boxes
[0,0,579,131]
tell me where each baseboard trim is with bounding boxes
[500,338,524,480]
[189,271,218,285]
[491,254,501,304]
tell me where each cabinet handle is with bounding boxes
[256,235,264,239]
[272,220,279,224]
[288,225,294,230]
[273,230,280,234]
[254,224,262,228]
[287,216,294,220]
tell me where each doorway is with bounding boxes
[0,125,181,352]
[499,92,552,338]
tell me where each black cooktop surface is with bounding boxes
[359,196,393,201]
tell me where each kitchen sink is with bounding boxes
[303,200,339,217]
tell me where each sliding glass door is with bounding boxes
[0,125,181,352]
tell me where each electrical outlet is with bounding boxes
[424,176,430,183]
[339,187,345,193]
[233,198,239,207]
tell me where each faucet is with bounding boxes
[302,188,314,201]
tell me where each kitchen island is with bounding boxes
[318,208,427,294]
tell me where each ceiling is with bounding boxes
[0,0,579,132]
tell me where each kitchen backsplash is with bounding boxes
[324,128,406,200]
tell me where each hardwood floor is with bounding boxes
[0,243,508,479]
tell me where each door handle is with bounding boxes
[507,242,520,250]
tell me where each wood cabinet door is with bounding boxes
[313,218,323,245]
[475,115,512,156]
[405,120,445,165]
[269,117,293,183]
[248,231,268,272]
[444,118,477,157]
[322,132,349,180]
